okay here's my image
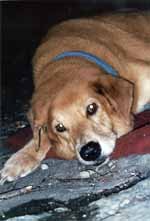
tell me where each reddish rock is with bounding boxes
[111,125,150,159]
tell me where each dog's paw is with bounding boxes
[0,152,40,185]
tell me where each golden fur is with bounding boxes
[1,11,150,183]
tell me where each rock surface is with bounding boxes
[0,153,150,220]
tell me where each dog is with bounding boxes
[1,11,150,184]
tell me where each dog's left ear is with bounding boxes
[93,74,134,121]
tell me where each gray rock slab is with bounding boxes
[88,178,150,221]
[0,154,150,220]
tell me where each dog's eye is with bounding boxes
[86,103,98,116]
[55,123,66,133]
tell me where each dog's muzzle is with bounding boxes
[80,141,101,161]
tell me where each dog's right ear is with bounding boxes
[27,108,51,153]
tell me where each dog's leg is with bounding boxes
[132,80,150,113]
[0,139,50,184]
[132,65,150,113]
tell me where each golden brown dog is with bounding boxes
[1,11,150,183]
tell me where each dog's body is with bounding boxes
[1,12,150,183]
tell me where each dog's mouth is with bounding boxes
[93,156,107,166]
[77,151,108,166]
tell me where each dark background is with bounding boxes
[1,1,150,138]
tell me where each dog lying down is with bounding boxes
[1,11,150,184]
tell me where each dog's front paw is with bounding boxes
[0,152,40,185]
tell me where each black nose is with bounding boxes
[80,141,101,161]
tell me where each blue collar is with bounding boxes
[52,51,118,77]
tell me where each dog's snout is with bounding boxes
[80,141,101,161]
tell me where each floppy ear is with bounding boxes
[93,74,134,124]
[27,107,51,152]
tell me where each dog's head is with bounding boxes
[29,67,134,165]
